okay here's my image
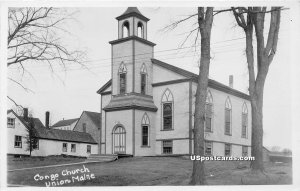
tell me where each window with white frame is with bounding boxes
[14,135,22,148]
[141,113,150,146]
[7,118,15,128]
[205,141,213,156]
[71,144,76,152]
[205,91,213,132]
[242,102,248,138]
[225,143,231,156]
[162,140,173,154]
[87,145,91,154]
[225,97,232,135]
[162,89,173,130]
[119,62,127,95]
[62,143,67,152]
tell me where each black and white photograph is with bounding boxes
[0,1,299,189]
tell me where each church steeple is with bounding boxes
[109,7,155,97]
[115,7,149,40]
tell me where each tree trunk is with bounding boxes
[190,7,213,185]
[250,90,264,170]
[233,7,281,171]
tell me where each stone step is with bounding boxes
[85,154,118,163]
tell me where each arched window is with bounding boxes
[242,102,248,138]
[162,89,173,130]
[140,63,147,95]
[122,21,129,38]
[205,90,213,132]
[225,97,232,135]
[137,22,144,38]
[119,62,127,94]
[141,113,150,146]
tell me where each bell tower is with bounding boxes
[105,7,157,112]
[117,7,148,40]
[103,7,157,156]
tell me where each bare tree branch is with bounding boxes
[7,96,24,109]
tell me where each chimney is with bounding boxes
[45,111,50,128]
[23,108,28,122]
[229,75,233,88]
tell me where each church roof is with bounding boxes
[151,59,250,100]
[116,7,149,21]
[96,58,250,100]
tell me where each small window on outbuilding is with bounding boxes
[71,144,76,152]
[7,118,15,128]
[62,143,67,152]
[87,145,91,154]
[14,135,22,148]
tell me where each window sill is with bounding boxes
[141,145,150,148]
[241,136,247,139]
[225,133,232,136]
[14,146,22,148]
[205,131,213,133]
[161,129,174,131]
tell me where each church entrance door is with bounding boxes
[113,125,126,154]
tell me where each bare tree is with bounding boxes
[7,7,86,105]
[232,7,281,171]
[190,7,214,185]
[162,7,214,185]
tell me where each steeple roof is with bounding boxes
[116,7,149,21]
[122,7,142,15]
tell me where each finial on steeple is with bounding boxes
[116,7,149,21]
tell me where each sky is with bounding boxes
[7,7,293,150]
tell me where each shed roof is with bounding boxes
[7,110,97,144]
[52,118,79,127]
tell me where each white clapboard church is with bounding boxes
[97,7,251,157]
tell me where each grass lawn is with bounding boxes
[7,156,292,186]
[7,155,86,170]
